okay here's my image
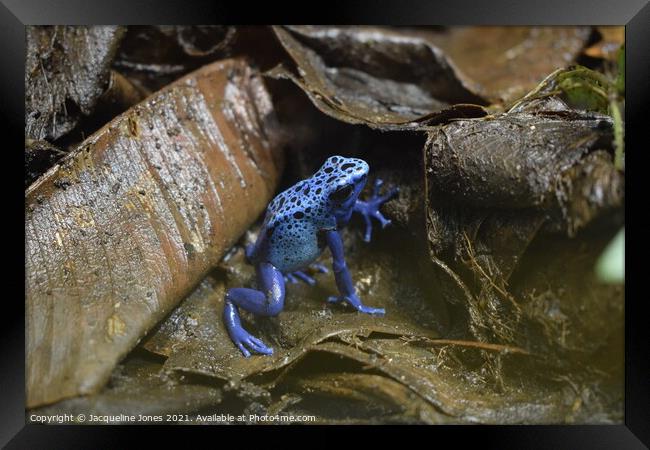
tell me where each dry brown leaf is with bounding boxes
[25,58,284,407]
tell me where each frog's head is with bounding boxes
[315,155,369,219]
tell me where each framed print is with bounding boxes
[3,0,647,447]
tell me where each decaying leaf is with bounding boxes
[114,26,238,94]
[268,26,591,129]
[159,26,237,57]
[96,70,148,114]
[117,26,236,64]
[276,372,451,424]
[423,83,623,355]
[269,26,487,129]
[299,340,573,424]
[425,106,616,214]
[422,27,593,105]
[508,65,625,172]
[25,58,284,408]
[31,352,223,423]
[26,26,126,141]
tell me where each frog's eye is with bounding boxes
[330,184,354,203]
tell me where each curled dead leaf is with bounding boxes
[25,58,284,407]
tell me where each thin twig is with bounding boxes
[415,337,530,355]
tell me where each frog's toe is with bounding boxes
[357,305,386,315]
[312,263,329,274]
[246,336,274,355]
[371,178,399,201]
[244,244,255,263]
[361,214,373,242]
[285,273,299,284]
[235,341,252,358]
[355,180,399,242]
[293,271,316,286]
[379,186,400,203]
[327,295,343,304]
[376,211,392,228]
[234,333,273,357]
[286,266,326,286]
[372,178,385,195]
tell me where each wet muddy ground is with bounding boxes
[26,26,624,424]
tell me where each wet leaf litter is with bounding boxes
[26,26,624,424]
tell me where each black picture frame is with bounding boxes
[3,0,647,447]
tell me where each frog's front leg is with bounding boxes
[324,229,385,315]
[223,262,285,357]
[353,178,399,242]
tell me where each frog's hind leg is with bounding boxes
[224,262,285,357]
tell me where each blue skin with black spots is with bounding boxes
[224,155,399,357]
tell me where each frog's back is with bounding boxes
[259,178,335,272]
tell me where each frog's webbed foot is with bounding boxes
[327,294,386,316]
[354,178,399,243]
[230,326,274,358]
[224,263,284,357]
[285,263,329,286]
[224,299,275,357]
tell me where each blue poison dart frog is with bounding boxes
[223,155,399,357]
